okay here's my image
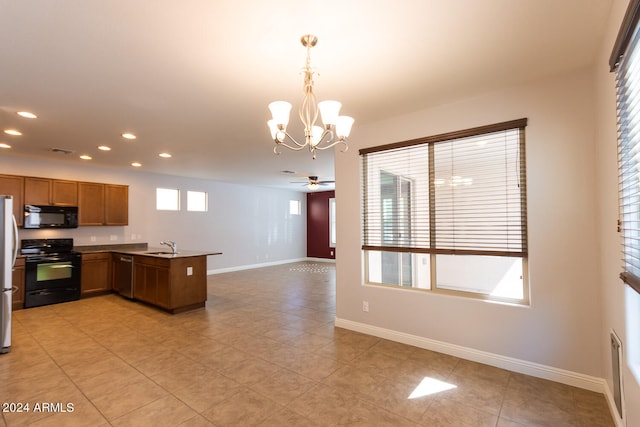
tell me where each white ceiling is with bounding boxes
[0,0,612,192]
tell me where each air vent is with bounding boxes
[50,148,74,155]
[611,330,624,420]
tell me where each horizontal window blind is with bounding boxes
[616,3,640,295]
[361,119,528,258]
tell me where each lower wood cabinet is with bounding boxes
[133,255,207,313]
[81,253,112,296]
[17,251,207,313]
[133,257,171,309]
[12,257,25,310]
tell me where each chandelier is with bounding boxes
[268,35,354,159]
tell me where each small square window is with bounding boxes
[156,188,180,211]
[290,200,301,215]
[187,191,208,212]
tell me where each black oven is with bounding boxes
[21,239,81,308]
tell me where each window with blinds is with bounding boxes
[360,119,529,303]
[612,0,640,295]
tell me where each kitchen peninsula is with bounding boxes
[75,243,222,314]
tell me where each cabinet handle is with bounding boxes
[11,286,18,294]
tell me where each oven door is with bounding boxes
[24,253,81,308]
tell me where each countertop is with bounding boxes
[119,248,223,259]
[74,243,222,259]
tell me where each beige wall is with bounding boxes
[335,68,602,377]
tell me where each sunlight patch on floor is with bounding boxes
[408,377,457,399]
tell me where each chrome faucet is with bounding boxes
[160,240,177,254]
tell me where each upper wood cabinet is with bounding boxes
[24,177,78,206]
[105,184,128,226]
[78,182,128,226]
[2,173,128,227]
[0,174,24,226]
[78,182,105,226]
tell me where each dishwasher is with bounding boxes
[113,254,134,298]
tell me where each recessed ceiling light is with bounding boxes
[159,152,172,158]
[131,162,142,167]
[4,129,22,136]
[122,133,136,140]
[0,143,11,149]
[17,111,37,119]
[98,145,111,151]
[79,155,92,160]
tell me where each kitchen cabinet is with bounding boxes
[81,253,112,296]
[78,182,128,226]
[0,174,24,226]
[133,255,207,313]
[78,182,105,225]
[134,257,170,309]
[24,177,77,206]
[12,257,25,310]
[0,174,127,227]
[105,184,128,225]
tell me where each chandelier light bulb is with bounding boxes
[336,116,355,139]
[311,126,323,146]
[267,120,278,140]
[318,100,341,126]
[268,101,292,128]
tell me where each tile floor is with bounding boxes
[1,261,615,426]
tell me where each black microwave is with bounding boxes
[24,205,78,229]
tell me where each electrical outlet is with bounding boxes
[187,266,193,276]
[362,301,369,312]
[330,250,334,256]
[131,233,137,241]
[110,235,117,241]
[90,236,96,242]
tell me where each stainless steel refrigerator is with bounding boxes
[1,195,18,354]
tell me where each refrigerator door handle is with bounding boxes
[11,215,18,267]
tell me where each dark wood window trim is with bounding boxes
[610,0,640,72]
[359,118,528,155]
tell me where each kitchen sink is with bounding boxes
[144,251,178,255]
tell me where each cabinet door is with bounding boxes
[51,180,78,205]
[133,260,170,309]
[78,182,105,225]
[0,175,24,226]
[24,177,51,205]
[81,253,111,295]
[105,184,128,225]
[12,258,25,310]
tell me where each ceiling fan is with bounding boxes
[291,175,335,190]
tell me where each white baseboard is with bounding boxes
[207,257,332,275]
[305,257,336,263]
[334,317,607,393]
